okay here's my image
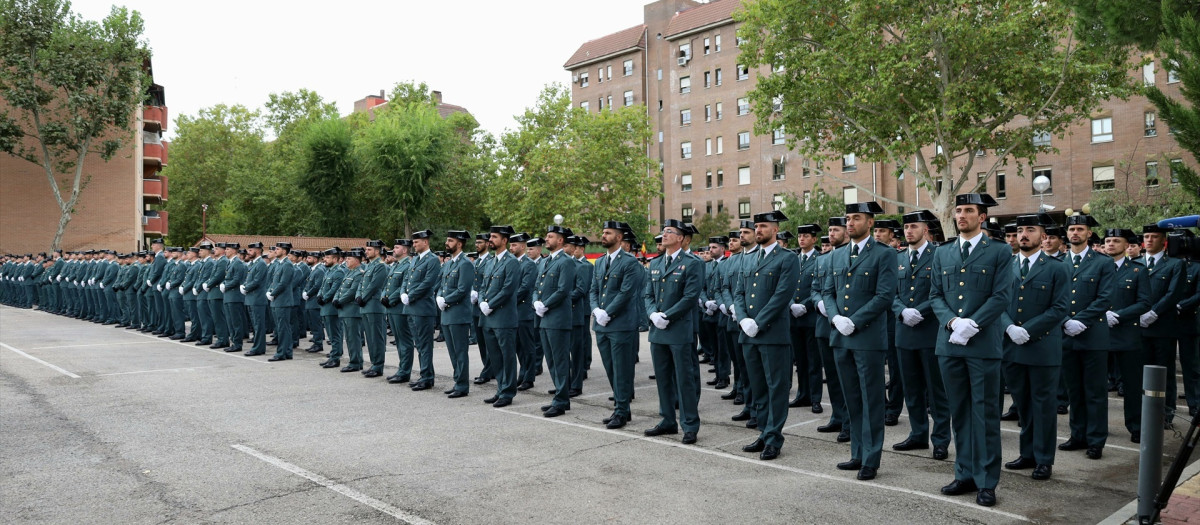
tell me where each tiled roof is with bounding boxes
[197,234,370,252]
[365,101,470,122]
[563,24,646,69]
[664,0,740,39]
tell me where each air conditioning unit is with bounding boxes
[677,56,689,66]
[572,75,579,83]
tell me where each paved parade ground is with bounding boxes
[1,304,1196,524]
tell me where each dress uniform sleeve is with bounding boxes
[444,261,473,304]
[1070,258,1114,326]
[970,248,1015,328]
[847,248,898,327]
[929,250,952,326]
[643,261,657,315]
[542,258,575,309]
[1150,260,1187,314]
[408,258,440,301]
[1115,266,1152,319]
[607,257,640,318]
[663,258,703,321]
[757,252,801,323]
[1022,262,1071,338]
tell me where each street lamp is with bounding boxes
[553,214,564,225]
[201,203,209,240]
[1033,175,1051,212]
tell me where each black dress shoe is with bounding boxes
[447,391,467,398]
[681,431,697,444]
[706,378,719,386]
[731,411,751,422]
[699,355,711,364]
[884,414,899,426]
[720,391,738,400]
[733,395,745,405]
[410,382,431,391]
[434,333,445,342]
[1086,446,1103,460]
[483,396,499,404]
[168,334,184,340]
[976,488,996,507]
[195,340,212,346]
[836,429,851,443]
[491,398,512,408]
[606,415,627,429]
[305,346,323,353]
[211,342,230,349]
[224,347,241,353]
[387,375,411,384]
[363,370,382,378]
[836,459,862,470]
[1057,439,1086,451]
[547,389,557,395]
[340,366,362,373]
[516,382,533,391]
[788,396,809,408]
[811,403,824,414]
[1000,406,1019,421]
[745,418,758,429]
[892,438,929,451]
[321,360,340,368]
[1004,456,1036,470]
[940,478,978,496]
[933,446,949,460]
[568,389,581,397]
[857,466,877,480]
[1131,431,1141,443]
[267,340,278,346]
[267,356,285,362]
[643,425,679,437]
[543,406,566,418]
[760,445,780,461]
[1031,464,1052,480]
[443,388,456,394]
[743,439,766,452]
[648,375,655,380]
[816,422,842,433]
[1056,405,1068,415]
[244,351,264,356]
[714,380,728,389]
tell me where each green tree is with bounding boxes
[299,117,358,236]
[735,0,1135,225]
[418,111,495,234]
[1070,0,1200,50]
[691,210,734,249]
[1143,0,1200,199]
[357,102,455,237]
[776,185,846,236]
[0,0,149,250]
[490,83,660,235]
[1086,185,1196,228]
[263,88,338,139]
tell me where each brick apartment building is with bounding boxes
[564,0,1197,228]
[352,89,469,121]
[0,59,169,253]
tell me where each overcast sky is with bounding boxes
[70,0,659,140]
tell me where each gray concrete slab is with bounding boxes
[1,305,1195,524]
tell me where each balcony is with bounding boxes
[143,211,169,236]
[143,141,168,168]
[143,105,168,132]
[142,175,168,203]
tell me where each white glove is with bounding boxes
[949,331,970,345]
[832,315,855,336]
[901,308,924,327]
[951,318,980,338]
[301,292,309,301]
[146,279,151,286]
[1063,319,1087,337]
[266,292,275,302]
[99,283,105,289]
[649,312,669,330]
[400,293,410,305]
[219,283,226,293]
[480,301,493,316]
[534,300,547,317]
[705,300,717,311]
[593,309,610,326]
[56,276,61,282]
[192,288,198,296]
[817,300,828,317]
[790,303,807,318]
[1006,324,1030,345]
[165,281,173,290]
[1140,310,1159,327]
[470,289,478,304]
[202,283,209,292]
[156,284,162,291]
[178,287,184,295]
[728,305,736,318]
[239,285,247,295]
[436,296,447,311]
[73,280,79,286]
[1106,310,1120,327]
[738,317,759,337]
[87,278,93,285]
[719,304,728,315]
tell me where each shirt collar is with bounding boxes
[1019,250,1041,267]
[959,231,984,250]
[1148,251,1164,264]
[1070,246,1090,260]
[550,249,565,259]
[851,236,870,253]
[800,248,817,259]
[761,241,779,256]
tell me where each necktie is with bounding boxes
[759,249,766,262]
[1148,256,1156,271]
[851,244,859,257]
[1020,258,1029,279]
[909,250,918,269]
[1073,254,1081,266]
[960,241,970,261]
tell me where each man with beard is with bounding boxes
[356,240,390,378]
[193,243,217,346]
[508,233,538,392]
[221,243,247,352]
[789,224,823,412]
[472,233,494,382]
[567,234,593,397]
[534,225,577,417]
[266,243,301,362]
[241,242,270,356]
[480,225,520,408]
[591,221,641,428]
[1102,229,1151,442]
[333,249,366,371]
[813,217,852,443]
[317,248,347,368]
[400,231,441,390]
[438,231,475,398]
[301,251,326,353]
[384,239,414,384]
[721,226,750,410]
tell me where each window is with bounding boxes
[737,97,749,115]
[1091,117,1113,142]
[772,159,786,181]
[802,158,812,178]
[738,199,751,219]
[598,97,603,109]
[1145,111,1157,136]
[1032,167,1053,195]
[843,187,858,204]
[772,95,783,112]
[606,95,612,108]
[717,200,724,213]
[682,204,694,223]
[598,67,603,83]
[996,171,1007,198]
[803,191,811,209]
[738,165,751,185]
[681,173,693,192]
[606,65,612,80]
[703,37,711,55]
[773,193,784,210]
[657,68,662,81]
[715,68,723,86]
[716,169,724,187]
[580,101,589,112]
[705,202,712,215]
[623,60,633,76]
[679,43,691,61]
[705,138,712,156]
[580,73,589,87]
[1147,161,1160,186]
[716,136,723,154]
[842,153,857,172]
[1171,158,1183,183]
[715,35,722,52]
[658,131,663,143]
[1169,61,1181,83]
[1092,165,1115,190]
[704,104,711,122]
[680,76,691,94]
[705,170,713,189]
[1033,131,1051,147]
[715,102,723,120]
[935,177,944,194]
[681,141,692,159]
[772,127,785,145]
[704,71,711,88]
[623,91,634,107]
[737,64,750,81]
[680,109,691,126]
[976,172,987,193]
[737,131,750,150]
[1144,61,1155,85]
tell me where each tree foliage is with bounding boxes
[1086,185,1196,228]
[357,102,455,237]
[1143,0,1200,200]
[0,0,148,250]
[735,0,1135,224]
[691,210,734,249]
[776,185,847,236]
[490,83,660,236]
[299,117,358,237]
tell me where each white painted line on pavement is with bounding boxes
[782,418,821,430]
[0,342,81,379]
[94,366,218,377]
[496,407,1032,523]
[28,341,159,350]
[129,331,266,363]
[231,444,436,525]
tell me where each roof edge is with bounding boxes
[665,18,737,41]
[563,46,645,70]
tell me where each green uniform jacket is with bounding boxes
[534,251,576,328]
[383,257,411,313]
[319,263,346,317]
[735,244,802,345]
[480,252,520,329]
[821,237,898,351]
[1141,253,1188,337]
[643,250,704,344]
[222,258,246,303]
[892,245,939,347]
[439,254,475,325]
[1000,254,1070,366]
[589,250,642,332]
[401,252,440,318]
[930,235,1014,359]
[334,266,363,317]
[1107,259,1151,350]
[1063,248,1114,350]
[242,257,268,306]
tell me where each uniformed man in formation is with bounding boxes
[12,202,1200,511]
